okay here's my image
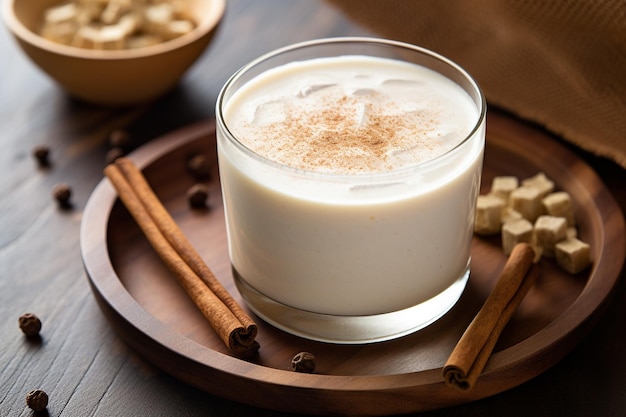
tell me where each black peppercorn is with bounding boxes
[186,154,211,180]
[108,129,131,149]
[52,183,72,208]
[32,145,51,167]
[26,389,48,412]
[187,184,209,208]
[19,313,42,337]
[291,352,316,373]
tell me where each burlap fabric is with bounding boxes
[328,0,626,168]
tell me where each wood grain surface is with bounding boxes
[1,1,625,416]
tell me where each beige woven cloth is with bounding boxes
[328,0,626,168]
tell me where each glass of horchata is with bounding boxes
[216,37,486,343]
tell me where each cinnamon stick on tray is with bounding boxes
[104,157,258,355]
[443,242,539,390]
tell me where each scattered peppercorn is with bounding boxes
[108,129,131,149]
[291,351,316,373]
[52,183,72,208]
[186,154,211,180]
[32,145,51,167]
[19,313,42,337]
[26,389,48,412]
[187,184,209,209]
[105,147,125,165]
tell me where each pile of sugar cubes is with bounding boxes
[474,172,591,274]
[39,0,196,50]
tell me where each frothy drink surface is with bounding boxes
[218,55,484,317]
[225,56,477,174]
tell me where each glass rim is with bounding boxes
[216,36,486,180]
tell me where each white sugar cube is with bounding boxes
[522,172,555,198]
[510,186,544,222]
[474,195,505,235]
[542,191,575,226]
[534,215,567,258]
[502,218,534,255]
[490,176,518,204]
[555,238,591,274]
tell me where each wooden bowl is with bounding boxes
[2,0,225,105]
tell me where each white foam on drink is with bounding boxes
[225,55,478,175]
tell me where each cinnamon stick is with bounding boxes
[104,157,257,355]
[443,242,539,390]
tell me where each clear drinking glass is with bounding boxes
[216,37,486,343]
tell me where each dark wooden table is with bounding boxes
[1,1,625,416]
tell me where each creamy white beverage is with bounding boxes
[216,39,485,342]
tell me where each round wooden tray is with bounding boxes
[80,112,625,416]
